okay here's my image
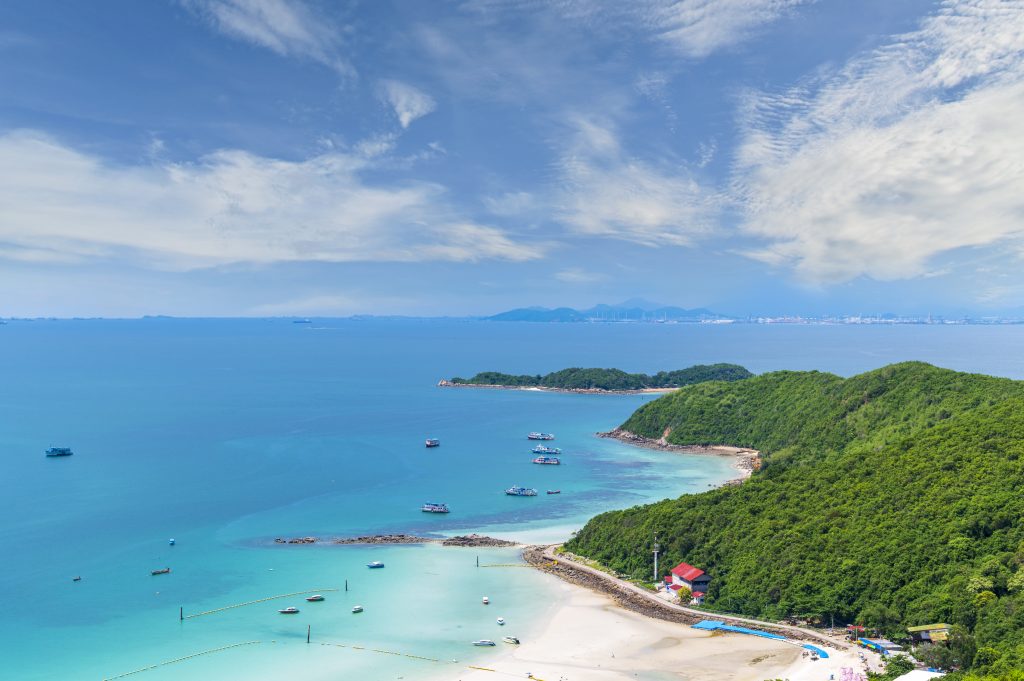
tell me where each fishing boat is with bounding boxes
[531,445,561,455]
[278,607,300,614]
[532,456,560,465]
[496,617,506,626]
[505,486,538,496]
[421,502,450,513]
[482,596,489,604]
[425,438,440,448]
[546,490,561,495]
[502,636,520,645]
[351,605,364,613]
[472,640,496,646]
[527,432,554,441]
[72,576,81,582]
[45,447,73,457]
[305,594,325,602]
[367,561,385,569]
[151,567,171,575]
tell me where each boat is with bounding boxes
[502,636,520,645]
[532,456,560,465]
[527,432,554,441]
[496,617,506,626]
[367,561,385,568]
[482,596,490,604]
[351,605,363,613]
[292,319,312,324]
[472,640,496,646]
[531,445,561,455]
[505,486,538,496]
[151,567,171,575]
[425,438,440,448]
[546,490,561,495]
[306,594,325,602]
[168,538,175,546]
[278,607,300,614]
[45,447,73,457]
[421,502,450,513]
[72,576,81,582]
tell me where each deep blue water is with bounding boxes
[1,319,1022,679]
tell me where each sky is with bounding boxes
[2,0,1024,317]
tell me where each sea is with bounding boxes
[2,318,1023,680]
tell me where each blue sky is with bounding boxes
[2,0,1023,317]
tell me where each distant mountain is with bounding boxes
[486,302,730,322]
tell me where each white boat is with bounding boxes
[502,636,520,645]
[482,596,489,604]
[527,432,555,441]
[168,538,175,546]
[367,561,385,568]
[472,640,496,646]
[306,594,325,602]
[278,607,300,614]
[496,617,506,625]
[352,605,363,613]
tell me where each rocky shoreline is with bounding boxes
[437,379,675,395]
[598,428,761,484]
[272,533,517,547]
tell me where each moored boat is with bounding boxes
[502,636,520,645]
[482,596,489,604]
[496,617,506,625]
[168,538,175,546]
[505,486,538,496]
[472,640,496,646]
[45,447,73,457]
[531,445,561,455]
[367,561,385,568]
[425,438,440,448]
[527,432,554,441]
[306,594,325,602]
[278,606,300,614]
[532,456,560,465]
[351,605,363,613]
[546,490,561,495]
[421,502,450,513]
[151,567,171,575]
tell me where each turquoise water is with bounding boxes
[2,319,1023,679]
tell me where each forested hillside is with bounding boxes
[566,363,1024,674]
[448,363,752,390]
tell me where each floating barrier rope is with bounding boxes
[102,641,260,680]
[183,588,338,619]
[317,641,447,663]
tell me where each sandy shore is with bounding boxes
[437,379,678,395]
[599,428,761,484]
[453,580,869,681]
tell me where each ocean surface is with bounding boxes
[2,319,1023,680]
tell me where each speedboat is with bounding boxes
[421,502,450,513]
[547,490,561,494]
[531,445,561,455]
[527,432,555,441]
[482,596,489,604]
[502,636,520,645]
[168,538,175,546]
[532,456,560,465]
[45,447,73,457]
[505,486,538,496]
[351,605,363,613]
[151,567,171,575]
[496,617,506,625]
[367,561,385,568]
[425,438,440,448]
[306,594,325,602]
[472,640,496,646]
[279,607,300,614]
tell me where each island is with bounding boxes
[441,363,753,393]
[565,362,1024,677]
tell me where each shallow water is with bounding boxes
[2,319,1021,679]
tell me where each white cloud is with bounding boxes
[182,0,352,76]
[483,191,536,216]
[555,267,604,283]
[733,0,1024,283]
[0,131,542,269]
[379,80,437,128]
[555,117,716,246]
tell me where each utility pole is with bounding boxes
[652,534,660,584]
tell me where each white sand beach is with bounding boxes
[454,579,872,681]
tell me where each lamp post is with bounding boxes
[652,534,660,584]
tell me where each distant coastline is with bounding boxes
[437,379,677,395]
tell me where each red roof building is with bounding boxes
[669,562,711,592]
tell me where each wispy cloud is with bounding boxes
[555,116,716,246]
[555,267,605,283]
[379,80,437,128]
[0,131,543,269]
[733,0,1024,283]
[182,0,352,76]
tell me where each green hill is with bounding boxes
[566,362,1024,675]
[448,363,752,391]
